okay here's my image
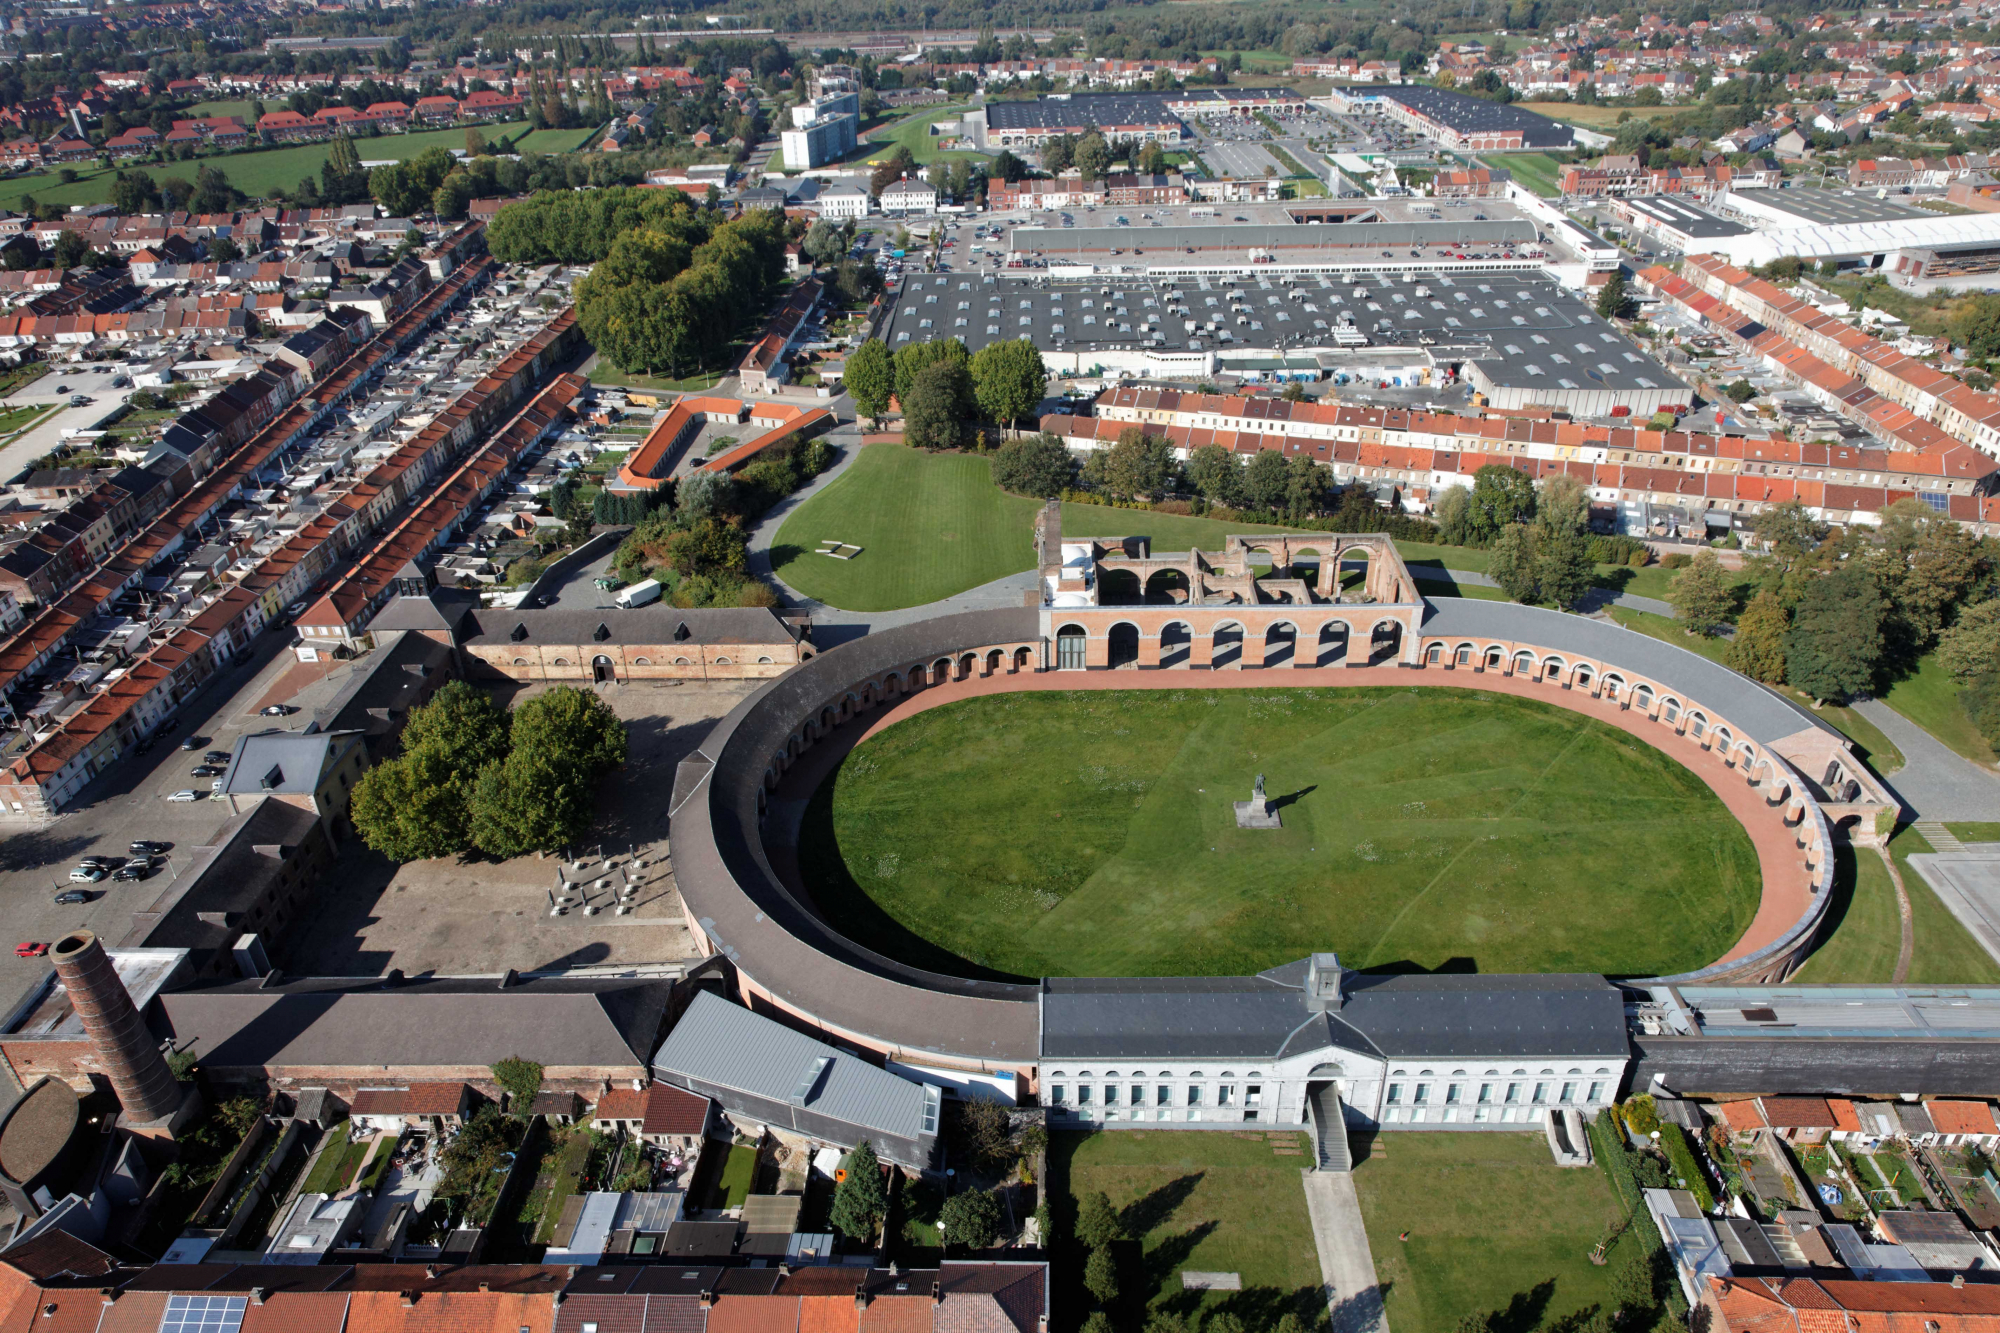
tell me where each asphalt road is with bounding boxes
[0,365,139,483]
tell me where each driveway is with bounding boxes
[1853,699,2000,820]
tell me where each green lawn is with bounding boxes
[0,121,529,211]
[1050,1130,1323,1331]
[1500,152,1566,198]
[511,127,602,155]
[586,363,726,394]
[1791,846,1903,983]
[185,99,255,121]
[1883,655,1998,768]
[301,1130,371,1195]
[712,1143,757,1210]
[1355,1133,1644,1333]
[864,104,987,167]
[773,445,1330,611]
[802,688,1762,980]
[1516,103,1644,129]
[1893,825,2000,984]
[1949,823,2000,844]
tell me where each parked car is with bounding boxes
[14,943,47,958]
[112,864,151,883]
[128,840,170,856]
[191,765,225,778]
[68,867,106,883]
[53,890,92,905]
[180,736,205,751]
[77,856,115,869]
[203,750,232,764]
[167,789,202,802]
[261,704,297,716]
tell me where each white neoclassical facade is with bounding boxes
[1038,956,1630,1131]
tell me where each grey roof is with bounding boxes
[1739,190,1926,227]
[668,607,1043,1064]
[458,605,797,648]
[1623,195,1753,240]
[220,729,356,797]
[365,588,472,636]
[154,974,671,1074]
[122,798,323,957]
[1630,1036,2000,1097]
[1419,600,1832,743]
[885,266,1639,366]
[1011,219,1535,256]
[1041,960,1627,1060]
[1373,85,1574,149]
[305,627,458,741]
[653,991,936,1143]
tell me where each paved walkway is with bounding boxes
[1852,699,2000,820]
[1302,1170,1390,1333]
[1412,566,1675,618]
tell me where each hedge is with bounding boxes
[1659,1123,1717,1213]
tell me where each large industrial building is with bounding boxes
[883,265,1689,413]
[1330,84,1576,152]
[970,88,1304,150]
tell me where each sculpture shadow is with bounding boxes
[1271,784,1317,812]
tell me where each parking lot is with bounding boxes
[0,364,141,484]
[0,627,307,1038]
[1202,140,1288,178]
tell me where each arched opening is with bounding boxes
[1369,619,1402,665]
[1160,622,1192,669]
[1316,621,1349,667]
[933,657,954,685]
[1573,664,1594,690]
[1426,642,1443,665]
[1484,646,1504,670]
[1661,698,1681,724]
[1542,655,1565,683]
[1100,568,1141,605]
[1292,548,1323,586]
[1633,684,1654,712]
[958,653,977,680]
[1107,622,1140,669]
[1013,645,1034,673]
[1145,568,1191,604]
[1338,545,1373,597]
[1454,643,1474,667]
[1264,621,1296,666]
[1211,622,1244,669]
[986,649,1003,675]
[1603,673,1625,700]
[1511,651,1534,674]
[1056,624,1088,671]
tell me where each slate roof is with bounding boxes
[219,728,354,797]
[458,605,796,648]
[1041,960,1626,1060]
[1374,84,1575,148]
[154,975,671,1074]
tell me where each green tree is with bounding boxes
[1468,464,1536,540]
[1721,379,1756,404]
[1595,271,1631,320]
[1948,291,2000,359]
[1533,474,1592,611]
[1082,1316,1114,1333]
[969,338,1048,426]
[1612,1249,1660,1324]
[1667,549,1733,636]
[207,236,242,263]
[1283,452,1329,518]
[490,1056,543,1112]
[801,219,847,267]
[1488,523,1540,603]
[1726,588,1791,683]
[1074,130,1111,181]
[1083,1245,1119,1305]
[845,338,893,424]
[1786,565,1887,704]
[1094,427,1176,499]
[1243,448,1291,512]
[939,1188,1002,1250]
[1869,499,1981,655]
[1752,499,1828,572]
[992,433,1074,497]
[1939,599,2000,680]
[1183,443,1243,506]
[468,686,627,858]
[1075,1190,1122,1250]
[830,1140,888,1242]
[350,681,510,861]
[902,359,973,451]
[1454,1315,1495,1333]
[1434,486,1475,545]
[893,336,971,406]
[50,229,88,269]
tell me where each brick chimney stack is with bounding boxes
[50,931,180,1123]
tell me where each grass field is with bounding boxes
[864,104,987,167]
[1791,846,1903,983]
[0,120,529,211]
[511,127,602,156]
[185,99,256,121]
[1500,152,1567,198]
[1949,823,2000,843]
[1518,103,1647,129]
[802,688,1762,980]
[1354,1133,1647,1333]
[771,445,1323,611]
[585,363,727,394]
[301,1131,372,1195]
[1883,655,1998,768]
[1049,1130,1323,1331]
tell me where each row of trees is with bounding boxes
[1664,499,1999,711]
[844,336,1050,445]
[350,682,627,862]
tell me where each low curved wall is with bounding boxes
[669,602,1839,1068]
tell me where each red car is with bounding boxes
[15,942,47,958]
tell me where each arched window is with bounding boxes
[1603,673,1624,698]
[1688,712,1707,738]
[674,657,691,665]
[633,657,651,665]
[1056,623,1088,671]
[1512,651,1533,672]
[513,657,528,665]
[1455,643,1473,665]
[716,657,732,665]
[758,656,773,664]
[552,658,570,666]
[1542,656,1565,677]
[1426,642,1442,664]
[1662,698,1681,723]
[1573,665,1593,688]
[1634,685,1654,709]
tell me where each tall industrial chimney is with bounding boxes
[50,931,181,1124]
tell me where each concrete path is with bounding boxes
[1905,851,2000,971]
[1301,1170,1390,1333]
[1852,699,2000,820]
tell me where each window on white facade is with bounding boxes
[1051,1085,1066,1105]
[1386,1084,1402,1104]
[1532,1082,1550,1104]
[1505,1083,1521,1104]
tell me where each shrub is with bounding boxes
[1660,552,1691,570]
[940,1188,1002,1250]
[1659,1123,1717,1212]
[1964,672,2000,750]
